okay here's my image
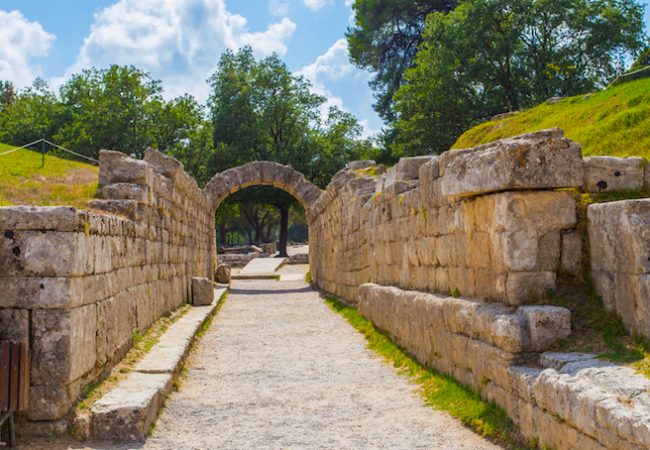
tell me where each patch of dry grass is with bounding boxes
[0,144,99,208]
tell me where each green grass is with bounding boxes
[305,271,311,283]
[0,144,99,208]
[324,296,528,449]
[541,276,650,379]
[453,78,650,159]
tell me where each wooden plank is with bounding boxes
[8,343,20,411]
[0,343,9,411]
[18,343,29,411]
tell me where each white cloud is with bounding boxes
[57,0,296,101]
[268,0,290,17]
[300,38,353,82]
[303,0,333,12]
[0,10,56,88]
[299,38,379,138]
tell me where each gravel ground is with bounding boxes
[143,278,500,450]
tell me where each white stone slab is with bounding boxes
[238,257,287,276]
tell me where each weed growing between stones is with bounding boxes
[324,296,531,450]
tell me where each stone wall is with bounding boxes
[0,148,214,431]
[588,199,650,337]
[308,129,650,449]
[309,129,584,306]
[358,284,650,450]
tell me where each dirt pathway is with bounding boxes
[144,278,500,450]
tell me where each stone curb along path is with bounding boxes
[84,287,227,443]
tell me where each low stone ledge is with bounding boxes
[88,287,226,442]
[358,283,570,354]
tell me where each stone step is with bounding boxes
[89,287,227,442]
[233,257,287,279]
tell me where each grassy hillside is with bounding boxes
[0,143,99,208]
[453,78,650,159]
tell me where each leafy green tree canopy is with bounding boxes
[346,0,457,123]
[393,0,646,156]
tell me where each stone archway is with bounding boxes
[203,161,322,213]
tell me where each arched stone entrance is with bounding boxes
[203,161,322,213]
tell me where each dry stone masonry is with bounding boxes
[2,129,650,449]
[309,129,650,449]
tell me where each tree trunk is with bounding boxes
[218,221,227,245]
[278,204,289,257]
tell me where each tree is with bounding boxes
[0,79,64,145]
[346,0,457,123]
[629,45,650,72]
[393,0,646,156]
[56,65,165,158]
[206,47,372,256]
[0,81,15,114]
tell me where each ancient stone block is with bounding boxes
[27,385,72,421]
[0,308,29,342]
[440,129,583,199]
[89,199,138,221]
[96,294,136,367]
[518,305,571,351]
[215,264,232,283]
[0,231,92,277]
[144,147,183,179]
[191,277,213,306]
[0,206,87,232]
[583,156,646,192]
[99,150,151,186]
[31,305,96,385]
[103,183,149,203]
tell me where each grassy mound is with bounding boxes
[453,78,650,159]
[0,143,99,209]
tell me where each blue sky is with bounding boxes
[1,0,649,138]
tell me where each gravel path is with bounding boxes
[144,278,500,450]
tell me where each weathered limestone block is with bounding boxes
[31,305,97,386]
[99,150,150,186]
[102,183,149,203]
[27,385,72,421]
[0,206,87,232]
[144,147,183,179]
[440,129,582,199]
[0,276,85,309]
[588,199,650,274]
[539,352,596,370]
[0,231,93,277]
[91,372,173,441]
[191,277,213,306]
[89,199,138,221]
[359,283,570,354]
[0,309,29,341]
[588,199,650,337]
[517,305,571,351]
[96,294,137,367]
[583,156,646,192]
[215,264,232,283]
[348,160,376,170]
